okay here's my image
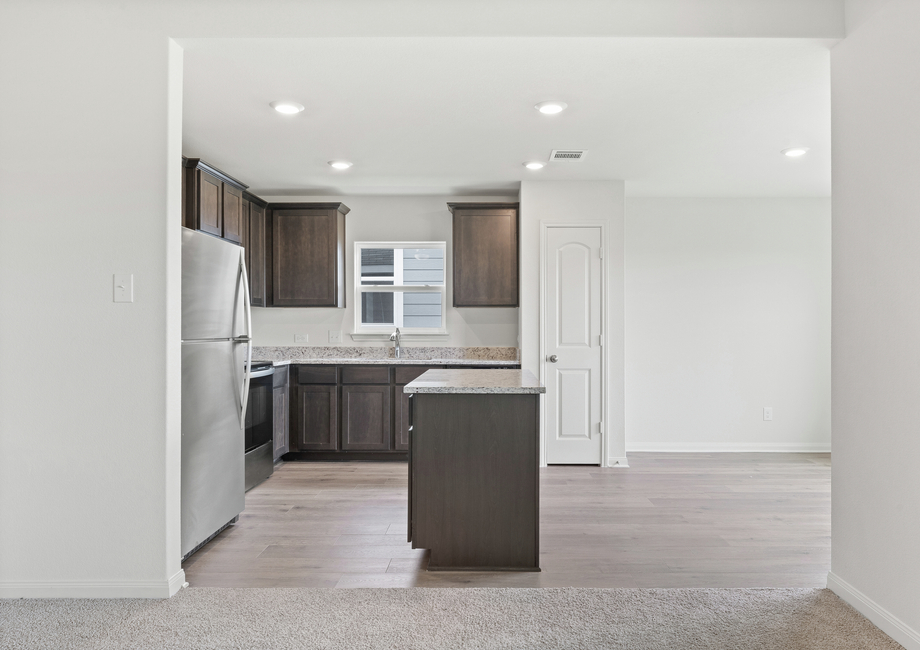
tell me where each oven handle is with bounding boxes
[249,368,275,379]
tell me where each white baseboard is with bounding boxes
[827,571,920,650]
[626,442,831,453]
[606,456,630,468]
[167,569,187,596]
[0,569,186,599]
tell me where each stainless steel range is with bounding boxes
[244,361,274,491]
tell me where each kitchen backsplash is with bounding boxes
[252,346,519,362]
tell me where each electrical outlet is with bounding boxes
[763,407,773,421]
[294,334,309,344]
[328,330,342,344]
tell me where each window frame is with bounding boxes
[353,241,448,337]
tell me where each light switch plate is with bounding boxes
[328,330,342,343]
[113,273,134,303]
[295,334,309,344]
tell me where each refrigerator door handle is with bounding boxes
[241,248,253,341]
[237,251,253,429]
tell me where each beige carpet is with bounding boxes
[0,588,903,649]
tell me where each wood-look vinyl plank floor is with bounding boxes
[183,453,831,589]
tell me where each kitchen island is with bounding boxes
[404,369,544,571]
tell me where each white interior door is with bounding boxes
[544,227,603,464]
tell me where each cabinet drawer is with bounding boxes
[342,366,390,384]
[395,366,439,385]
[297,365,337,384]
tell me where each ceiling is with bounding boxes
[181,37,832,197]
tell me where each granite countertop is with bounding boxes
[251,346,520,367]
[266,358,520,367]
[403,369,545,394]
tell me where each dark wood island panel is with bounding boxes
[409,391,540,571]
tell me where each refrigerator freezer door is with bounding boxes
[182,228,247,341]
[181,339,247,557]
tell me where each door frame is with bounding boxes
[539,221,609,467]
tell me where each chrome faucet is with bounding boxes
[389,327,401,359]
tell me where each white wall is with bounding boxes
[625,198,831,452]
[250,195,518,348]
[828,1,920,646]
[520,181,626,466]
[0,13,184,597]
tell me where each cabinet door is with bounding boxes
[241,198,251,274]
[395,389,411,451]
[292,385,338,451]
[197,170,222,237]
[222,184,243,244]
[341,385,391,450]
[249,203,266,307]
[272,209,344,307]
[452,207,519,307]
[272,386,289,460]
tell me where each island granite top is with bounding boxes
[403,369,545,394]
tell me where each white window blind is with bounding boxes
[354,242,447,334]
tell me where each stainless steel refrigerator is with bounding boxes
[181,227,252,559]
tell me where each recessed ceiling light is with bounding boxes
[535,101,568,115]
[328,160,353,170]
[782,147,809,157]
[270,101,304,115]
[524,162,545,170]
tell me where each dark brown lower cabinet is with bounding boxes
[272,366,289,460]
[272,387,288,459]
[341,385,391,450]
[286,363,519,460]
[293,385,338,451]
[395,391,411,451]
[394,366,436,452]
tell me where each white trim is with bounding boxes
[539,221,608,467]
[0,570,186,599]
[626,442,831,453]
[168,569,187,596]
[827,572,920,650]
[607,456,630,468]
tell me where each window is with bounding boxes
[354,242,447,334]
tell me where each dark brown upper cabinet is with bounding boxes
[241,196,251,267]
[244,192,268,307]
[222,184,243,244]
[271,203,349,308]
[182,157,249,244]
[449,202,519,307]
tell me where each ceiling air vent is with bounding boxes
[550,149,587,161]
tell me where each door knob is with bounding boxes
[547,355,558,363]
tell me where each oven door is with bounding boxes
[245,366,274,490]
